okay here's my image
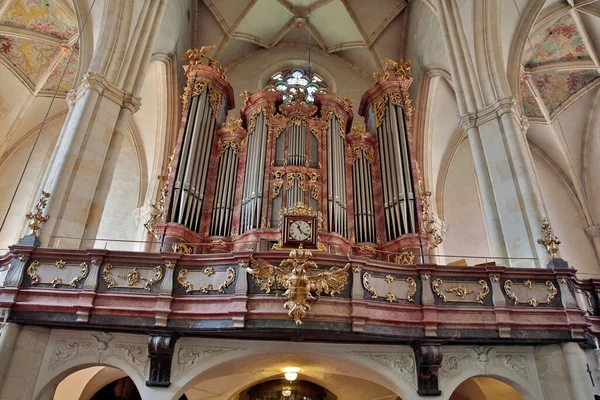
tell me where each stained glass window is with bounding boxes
[265,68,328,103]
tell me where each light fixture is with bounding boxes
[282,388,292,397]
[283,367,300,382]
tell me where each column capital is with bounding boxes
[585,225,600,238]
[70,73,141,113]
[459,97,529,133]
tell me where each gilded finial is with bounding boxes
[26,191,50,236]
[537,217,561,258]
[240,90,252,106]
[225,117,243,131]
[182,45,216,69]
[417,163,443,250]
[144,153,174,239]
[374,58,412,83]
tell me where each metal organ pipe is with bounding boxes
[240,112,267,233]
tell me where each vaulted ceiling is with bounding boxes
[519,5,600,122]
[0,0,79,96]
[200,0,408,80]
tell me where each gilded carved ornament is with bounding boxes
[417,163,443,250]
[362,271,417,303]
[432,278,490,304]
[144,154,174,239]
[177,266,235,293]
[172,243,193,254]
[101,264,163,291]
[503,279,558,307]
[347,145,374,163]
[26,191,51,236]
[576,289,594,314]
[246,246,350,324]
[395,250,416,265]
[240,90,252,106]
[217,138,245,158]
[537,217,561,258]
[27,259,89,287]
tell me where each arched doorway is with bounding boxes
[172,346,411,400]
[449,376,522,400]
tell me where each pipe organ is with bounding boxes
[157,52,428,260]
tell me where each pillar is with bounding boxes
[561,342,594,399]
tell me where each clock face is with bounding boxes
[289,220,313,241]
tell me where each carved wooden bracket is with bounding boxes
[413,344,442,396]
[146,334,178,387]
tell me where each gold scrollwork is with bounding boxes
[432,278,447,302]
[363,272,417,303]
[172,243,193,254]
[503,279,558,307]
[218,139,245,157]
[446,283,473,299]
[27,260,88,287]
[26,191,51,236]
[395,250,416,265]
[432,278,489,304]
[363,272,377,298]
[417,163,443,250]
[272,170,285,199]
[240,90,252,106]
[576,289,594,314]
[537,217,561,258]
[177,266,236,293]
[209,87,223,120]
[144,153,175,238]
[102,264,163,291]
[348,145,375,163]
[27,260,40,284]
[247,248,350,324]
[286,171,306,191]
[407,277,417,302]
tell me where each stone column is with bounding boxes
[459,100,549,268]
[34,74,140,249]
[561,342,594,399]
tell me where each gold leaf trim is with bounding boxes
[102,264,163,291]
[503,279,558,307]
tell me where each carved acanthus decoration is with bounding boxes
[353,352,417,388]
[101,264,163,291]
[246,247,350,324]
[417,163,443,250]
[26,191,51,236]
[308,172,319,200]
[362,272,417,303]
[375,58,412,83]
[240,90,252,106]
[27,260,88,287]
[432,278,490,304]
[218,138,245,157]
[504,279,558,307]
[271,170,285,198]
[576,289,594,314]
[395,250,416,264]
[537,217,561,258]
[144,153,174,239]
[348,144,374,163]
[172,243,193,254]
[183,45,216,70]
[286,171,306,191]
[177,266,235,293]
[176,346,238,375]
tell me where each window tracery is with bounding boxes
[265,68,328,103]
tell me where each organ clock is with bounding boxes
[152,49,430,263]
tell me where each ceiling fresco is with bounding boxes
[0,0,78,95]
[520,10,600,121]
[523,13,590,68]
